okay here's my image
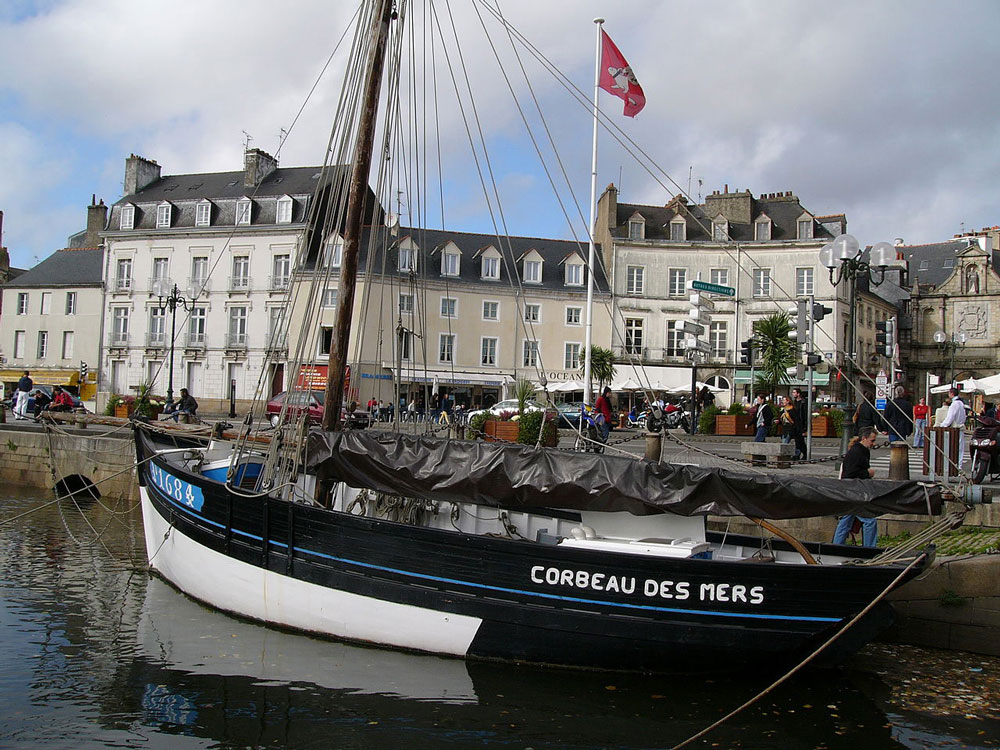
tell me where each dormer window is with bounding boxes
[276,196,293,224]
[712,216,728,241]
[524,259,541,283]
[120,204,135,230]
[156,202,172,229]
[669,216,686,241]
[797,213,814,239]
[399,245,416,272]
[328,236,344,267]
[628,214,646,240]
[564,259,584,286]
[195,200,212,227]
[480,247,501,280]
[441,247,460,277]
[236,198,252,226]
[754,214,772,241]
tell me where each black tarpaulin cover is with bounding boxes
[306,431,941,519]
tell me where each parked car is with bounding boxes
[4,384,83,414]
[265,390,371,428]
[555,402,583,429]
[466,399,547,423]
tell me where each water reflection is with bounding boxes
[0,488,995,749]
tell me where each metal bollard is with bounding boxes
[644,431,662,462]
[889,441,910,480]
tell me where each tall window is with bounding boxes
[524,303,540,323]
[37,331,48,358]
[440,297,457,318]
[566,306,582,326]
[276,197,293,224]
[120,205,134,230]
[754,219,771,241]
[565,262,583,286]
[228,306,248,347]
[709,321,728,358]
[236,199,252,226]
[624,318,644,356]
[441,251,460,276]
[112,308,129,345]
[148,308,166,346]
[752,268,771,298]
[188,308,207,346]
[65,292,76,315]
[628,219,644,240]
[40,292,51,315]
[16,293,28,315]
[61,331,73,359]
[483,300,499,321]
[231,256,250,290]
[13,331,24,359]
[523,259,541,283]
[665,324,683,357]
[522,340,539,367]
[626,266,644,296]
[268,308,286,348]
[191,257,208,283]
[156,203,171,228]
[196,201,211,227]
[399,293,413,314]
[398,246,415,272]
[796,267,814,297]
[481,255,500,280]
[668,268,686,297]
[116,258,133,291]
[564,342,581,370]
[152,257,169,284]
[670,219,686,241]
[710,268,729,287]
[439,334,455,363]
[797,218,813,239]
[481,337,498,366]
[398,330,412,360]
[327,236,344,267]
[271,254,290,289]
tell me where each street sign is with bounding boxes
[876,370,887,385]
[875,398,887,410]
[689,280,735,296]
[875,384,889,400]
[673,320,705,335]
[683,337,710,354]
[688,292,716,311]
[688,308,711,325]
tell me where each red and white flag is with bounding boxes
[597,30,645,118]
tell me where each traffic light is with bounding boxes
[739,339,754,366]
[875,318,895,357]
[802,352,822,367]
[786,299,808,347]
[812,303,833,321]
[80,361,89,380]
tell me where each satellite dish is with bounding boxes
[385,212,400,236]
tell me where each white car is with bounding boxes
[466,399,547,422]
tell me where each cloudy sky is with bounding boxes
[1,0,998,270]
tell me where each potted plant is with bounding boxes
[133,380,166,420]
[107,394,135,418]
[484,408,520,442]
[812,406,841,437]
[517,409,558,447]
[715,402,754,435]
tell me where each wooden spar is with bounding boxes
[322,0,395,431]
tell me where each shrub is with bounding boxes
[699,405,722,435]
[517,410,557,446]
[726,401,746,415]
[467,411,489,440]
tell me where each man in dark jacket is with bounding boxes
[833,427,879,547]
[753,394,773,442]
[791,387,809,460]
[884,386,913,443]
[854,391,883,434]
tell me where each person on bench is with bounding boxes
[166,388,198,422]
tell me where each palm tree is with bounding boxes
[512,377,537,415]
[579,346,617,392]
[751,311,796,397]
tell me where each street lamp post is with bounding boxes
[155,282,195,406]
[819,235,897,456]
[933,330,967,386]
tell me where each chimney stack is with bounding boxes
[85,195,108,248]
[244,148,278,188]
[124,154,161,195]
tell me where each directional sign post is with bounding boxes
[674,319,705,336]
[689,280,736,297]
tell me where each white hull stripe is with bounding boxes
[148,480,842,624]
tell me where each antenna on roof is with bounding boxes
[277,127,288,154]
[242,130,253,153]
[687,166,692,198]
[697,178,703,202]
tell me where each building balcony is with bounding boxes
[109,332,130,348]
[265,333,287,352]
[269,275,291,291]
[148,277,174,295]
[226,332,248,350]
[185,332,207,350]
[228,276,252,293]
[145,332,166,349]
[187,277,211,296]
[113,277,132,293]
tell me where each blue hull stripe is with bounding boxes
[149,481,840,624]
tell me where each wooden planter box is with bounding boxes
[484,419,520,443]
[715,414,754,436]
[811,416,834,437]
[114,403,134,419]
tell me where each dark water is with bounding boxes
[0,486,996,750]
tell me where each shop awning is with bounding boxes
[383,365,513,387]
[733,369,830,386]
[0,368,80,386]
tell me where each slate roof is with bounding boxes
[322,225,611,294]
[105,165,360,232]
[614,190,840,243]
[897,239,973,288]
[3,248,103,288]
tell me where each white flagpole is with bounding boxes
[583,17,604,407]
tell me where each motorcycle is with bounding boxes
[625,409,647,430]
[663,402,691,432]
[970,415,1000,484]
[573,404,606,453]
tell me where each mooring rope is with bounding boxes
[671,552,928,749]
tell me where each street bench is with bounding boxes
[740,441,795,468]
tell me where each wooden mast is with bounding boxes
[322,0,395,431]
